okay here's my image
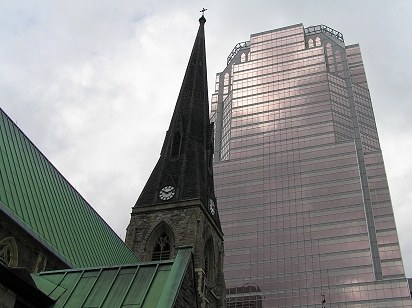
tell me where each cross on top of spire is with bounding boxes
[199,8,207,23]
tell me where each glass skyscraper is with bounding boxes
[211,24,411,307]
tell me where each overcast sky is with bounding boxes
[1,1,412,276]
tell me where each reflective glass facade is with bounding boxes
[211,24,411,307]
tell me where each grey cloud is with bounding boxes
[1,0,412,276]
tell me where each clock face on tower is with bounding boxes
[209,199,216,215]
[159,186,176,200]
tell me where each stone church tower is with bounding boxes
[125,15,226,308]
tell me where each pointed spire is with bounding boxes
[134,16,221,229]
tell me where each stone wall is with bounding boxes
[126,199,226,307]
[0,211,69,273]
[174,259,198,308]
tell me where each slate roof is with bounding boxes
[0,108,139,268]
[134,16,221,229]
[31,246,194,308]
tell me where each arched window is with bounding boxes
[335,50,341,61]
[335,50,343,75]
[241,53,246,62]
[147,222,175,261]
[0,237,18,267]
[152,232,171,261]
[315,37,321,47]
[204,253,209,275]
[308,39,314,48]
[326,43,332,55]
[224,73,230,86]
[223,73,230,95]
[326,43,334,72]
[204,237,214,282]
[170,131,181,158]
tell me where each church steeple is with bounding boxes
[134,15,221,229]
[126,16,226,306]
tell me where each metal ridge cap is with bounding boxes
[157,246,194,308]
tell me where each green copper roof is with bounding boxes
[0,108,139,268]
[31,246,193,308]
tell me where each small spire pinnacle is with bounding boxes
[199,8,207,23]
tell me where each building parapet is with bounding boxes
[304,24,344,42]
[227,41,250,65]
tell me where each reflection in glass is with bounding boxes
[211,23,410,307]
